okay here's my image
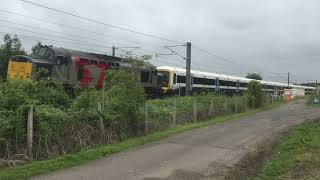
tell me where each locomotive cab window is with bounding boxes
[158,71,169,87]
[141,71,150,83]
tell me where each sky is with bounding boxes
[0,0,319,83]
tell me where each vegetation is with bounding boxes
[247,80,264,108]
[258,120,320,179]
[0,103,282,180]
[246,73,263,80]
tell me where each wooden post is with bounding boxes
[27,105,33,159]
[209,99,214,117]
[224,96,227,113]
[97,102,105,135]
[172,98,177,127]
[271,95,274,104]
[178,84,181,97]
[252,95,255,109]
[245,96,248,112]
[193,98,197,122]
[235,96,238,113]
[145,102,149,134]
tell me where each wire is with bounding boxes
[193,45,293,80]
[0,18,133,47]
[0,31,113,52]
[0,9,142,45]
[0,25,114,49]
[18,0,184,44]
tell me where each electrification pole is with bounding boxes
[287,72,290,87]
[186,42,192,96]
[112,46,115,57]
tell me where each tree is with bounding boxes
[0,34,26,79]
[247,80,263,108]
[246,73,262,80]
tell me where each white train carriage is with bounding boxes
[157,66,316,95]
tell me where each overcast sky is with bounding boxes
[0,0,319,83]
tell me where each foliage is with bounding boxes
[259,121,320,179]
[0,111,15,143]
[0,80,35,110]
[34,105,70,143]
[0,105,282,180]
[247,80,263,108]
[104,69,145,134]
[246,72,263,80]
[0,34,26,79]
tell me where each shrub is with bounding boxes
[247,80,263,108]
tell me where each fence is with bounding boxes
[144,94,274,134]
[0,89,278,166]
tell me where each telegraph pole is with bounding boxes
[112,46,116,57]
[186,42,192,96]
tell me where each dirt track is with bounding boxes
[32,99,320,180]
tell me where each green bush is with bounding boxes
[34,81,72,109]
[247,80,263,108]
[35,105,70,139]
[104,69,145,135]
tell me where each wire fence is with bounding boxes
[0,79,280,168]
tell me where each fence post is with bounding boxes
[178,84,181,97]
[145,101,149,134]
[172,98,176,127]
[252,95,255,109]
[209,99,214,117]
[245,96,248,112]
[27,105,33,159]
[193,98,197,122]
[235,96,238,113]
[224,96,227,113]
[97,102,105,136]
[271,95,274,104]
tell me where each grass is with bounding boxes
[0,102,282,180]
[257,120,320,180]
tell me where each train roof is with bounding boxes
[157,66,316,90]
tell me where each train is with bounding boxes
[156,66,316,96]
[7,45,316,97]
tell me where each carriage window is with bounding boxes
[177,75,186,83]
[141,71,150,83]
[240,83,248,87]
[193,77,215,85]
[173,73,176,84]
[220,80,236,86]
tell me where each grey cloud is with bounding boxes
[0,0,319,83]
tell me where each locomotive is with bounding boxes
[7,45,163,96]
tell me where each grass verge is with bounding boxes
[258,119,320,180]
[0,102,282,180]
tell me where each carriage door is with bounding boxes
[236,80,240,94]
[215,77,220,93]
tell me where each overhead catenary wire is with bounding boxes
[0,25,116,49]
[0,31,114,53]
[0,9,143,45]
[0,18,136,47]
[193,45,291,81]
[18,0,185,44]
